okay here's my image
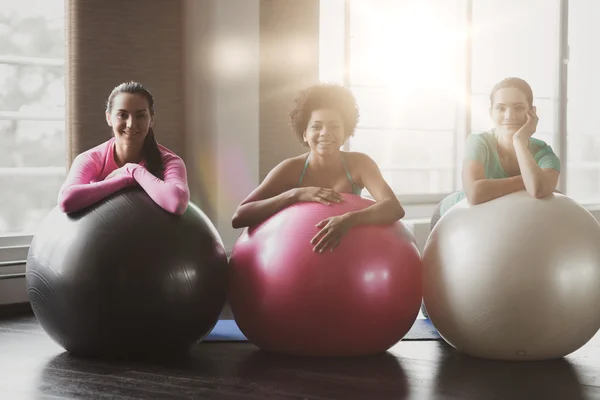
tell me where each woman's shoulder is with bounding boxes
[343,151,375,164]
[157,143,187,165]
[529,136,552,150]
[248,153,307,178]
[468,131,495,144]
[73,138,113,164]
[262,153,309,185]
[279,153,310,167]
[528,137,559,161]
[344,151,388,173]
[464,131,497,155]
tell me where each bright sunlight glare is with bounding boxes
[349,0,467,106]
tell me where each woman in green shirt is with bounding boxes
[422,78,561,319]
[430,77,561,230]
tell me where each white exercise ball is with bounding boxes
[423,190,600,361]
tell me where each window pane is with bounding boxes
[471,0,560,98]
[566,0,600,203]
[0,0,65,236]
[0,64,64,113]
[348,0,464,195]
[0,174,65,235]
[0,120,65,168]
[471,0,560,153]
[351,128,456,195]
[0,0,65,59]
[381,168,455,195]
[0,119,66,234]
[351,129,455,168]
[352,86,457,131]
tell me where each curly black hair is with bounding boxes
[289,83,360,146]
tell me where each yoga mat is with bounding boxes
[204,318,441,342]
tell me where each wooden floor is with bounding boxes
[1,313,600,400]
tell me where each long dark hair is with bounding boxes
[106,81,165,179]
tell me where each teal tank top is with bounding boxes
[438,131,561,216]
[297,153,362,195]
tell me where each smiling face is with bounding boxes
[303,108,346,156]
[489,87,531,138]
[105,92,154,147]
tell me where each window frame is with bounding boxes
[1,0,598,282]
[0,52,66,280]
[343,0,593,208]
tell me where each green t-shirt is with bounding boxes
[439,132,561,216]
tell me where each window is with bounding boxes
[346,0,466,198]
[471,0,560,156]
[567,0,600,203]
[0,0,66,237]
[321,0,599,207]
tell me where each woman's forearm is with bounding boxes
[513,137,551,198]
[467,176,525,205]
[345,198,405,226]
[232,189,298,229]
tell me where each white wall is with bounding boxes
[184,0,260,253]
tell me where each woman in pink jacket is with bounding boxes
[58,81,190,215]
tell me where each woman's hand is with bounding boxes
[310,213,356,253]
[294,187,343,206]
[104,163,139,181]
[514,107,539,143]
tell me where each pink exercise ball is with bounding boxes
[228,193,422,356]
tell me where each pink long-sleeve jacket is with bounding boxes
[58,138,190,215]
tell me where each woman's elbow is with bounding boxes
[173,203,187,215]
[58,199,69,213]
[464,187,482,205]
[57,190,75,213]
[231,210,245,229]
[531,186,553,200]
[396,204,405,220]
[386,197,405,220]
[232,202,255,229]
[167,188,189,215]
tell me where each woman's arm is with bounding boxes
[509,108,560,198]
[462,160,526,205]
[231,159,343,229]
[513,137,560,198]
[311,154,404,253]
[130,156,190,215]
[58,153,135,213]
[344,154,405,225]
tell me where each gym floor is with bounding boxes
[1,311,600,399]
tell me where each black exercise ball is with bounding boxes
[26,188,228,358]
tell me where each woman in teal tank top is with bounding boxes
[232,83,405,253]
[431,77,561,230]
[422,77,562,319]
